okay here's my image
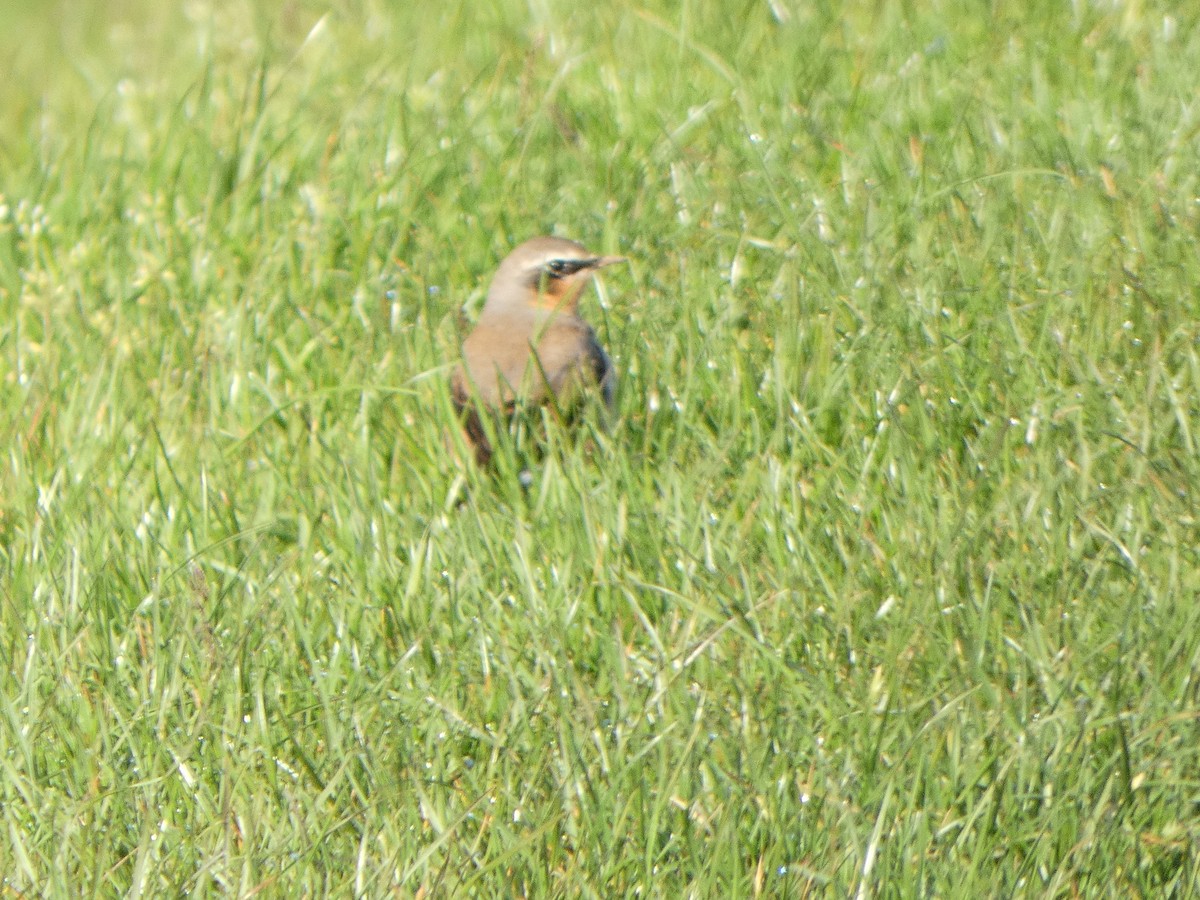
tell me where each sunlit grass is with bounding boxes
[2,0,1199,895]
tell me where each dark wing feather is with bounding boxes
[584,331,616,412]
[451,371,495,466]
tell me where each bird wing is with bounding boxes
[534,319,614,412]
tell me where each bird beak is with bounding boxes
[592,255,627,269]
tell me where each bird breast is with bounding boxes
[460,314,603,409]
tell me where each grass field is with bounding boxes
[3,0,1200,895]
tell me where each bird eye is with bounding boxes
[546,259,568,277]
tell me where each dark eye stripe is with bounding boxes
[545,259,591,278]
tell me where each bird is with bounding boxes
[450,236,625,467]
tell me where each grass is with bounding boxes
[2,0,1200,895]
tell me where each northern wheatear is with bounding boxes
[450,236,625,466]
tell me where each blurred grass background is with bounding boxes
[2,0,1199,895]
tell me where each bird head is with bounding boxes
[484,236,625,317]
